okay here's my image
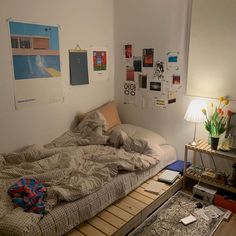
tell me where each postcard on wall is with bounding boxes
[171,74,181,89]
[138,73,147,89]
[9,20,63,109]
[69,50,89,85]
[153,61,165,80]
[126,66,135,81]
[150,81,162,92]
[123,81,136,105]
[91,46,109,81]
[167,52,179,71]
[133,56,142,72]
[168,90,177,104]
[124,44,132,59]
[143,48,154,67]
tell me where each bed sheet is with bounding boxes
[25,145,176,236]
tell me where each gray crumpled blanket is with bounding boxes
[0,111,160,221]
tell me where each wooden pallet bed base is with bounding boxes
[65,173,183,236]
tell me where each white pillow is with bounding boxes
[110,124,167,146]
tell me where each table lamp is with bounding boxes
[184,100,206,146]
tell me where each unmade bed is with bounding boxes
[0,109,176,236]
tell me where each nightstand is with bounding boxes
[183,140,236,193]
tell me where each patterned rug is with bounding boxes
[129,191,225,236]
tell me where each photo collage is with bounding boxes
[123,44,182,108]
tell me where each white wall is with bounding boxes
[0,0,114,152]
[114,0,236,166]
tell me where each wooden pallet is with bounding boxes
[65,173,183,236]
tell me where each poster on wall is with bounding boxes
[91,46,109,81]
[69,50,89,85]
[143,48,154,67]
[9,20,63,109]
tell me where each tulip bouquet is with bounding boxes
[202,97,232,138]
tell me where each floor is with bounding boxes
[214,213,236,236]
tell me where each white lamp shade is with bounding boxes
[184,100,207,123]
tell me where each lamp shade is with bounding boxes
[184,100,207,123]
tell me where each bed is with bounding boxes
[0,102,176,236]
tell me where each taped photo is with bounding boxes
[150,81,161,91]
[143,48,154,67]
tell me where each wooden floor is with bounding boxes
[65,173,182,236]
[213,213,236,236]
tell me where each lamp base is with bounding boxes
[189,140,197,146]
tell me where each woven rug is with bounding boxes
[129,191,225,236]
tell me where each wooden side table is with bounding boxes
[183,140,236,193]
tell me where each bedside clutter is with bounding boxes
[214,190,236,213]
[192,183,236,214]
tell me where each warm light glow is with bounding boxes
[184,100,207,123]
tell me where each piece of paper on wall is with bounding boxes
[69,50,89,85]
[124,44,132,59]
[138,73,147,89]
[133,56,142,72]
[167,52,179,71]
[123,81,136,105]
[126,66,135,81]
[91,46,109,81]
[171,74,182,89]
[168,90,177,104]
[143,48,154,67]
[150,81,162,92]
[154,61,165,80]
[154,97,167,108]
[9,21,63,109]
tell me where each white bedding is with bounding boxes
[0,114,176,236]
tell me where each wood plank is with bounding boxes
[122,196,147,209]
[135,187,159,200]
[87,216,117,235]
[98,210,126,229]
[129,191,154,205]
[106,205,133,222]
[115,198,141,215]
[65,229,85,236]
[76,222,106,236]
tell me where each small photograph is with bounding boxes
[125,44,132,59]
[133,56,142,72]
[154,61,165,80]
[126,66,135,81]
[143,48,154,67]
[150,81,161,91]
[167,52,179,70]
[168,90,177,104]
[138,74,147,89]
[172,75,181,85]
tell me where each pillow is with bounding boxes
[110,124,167,146]
[98,101,121,130]
[77,101,121,130]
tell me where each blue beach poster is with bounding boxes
[9,21,61,80]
